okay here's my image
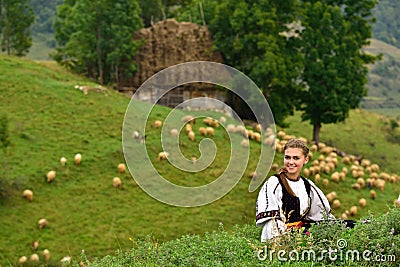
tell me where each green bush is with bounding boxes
[86,207,399,267]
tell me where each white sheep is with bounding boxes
[199,127,207,136]
[113,177,122,188]
[181,115,195,124]
[349,206,357,216]
[117,163,126,174]
[132,130,140,139]
[333,199,341,209]
[359,198,367,208]
[60,157,67,166]
[170,128,179,137]
[74,153,82,165]
[23,189,33,201]
[19,256,27,265]
[43,249,50,262]
[206,127,214,136]
[370,190,376,200]
[46,170,56,183]
[30,253,39,262]
[157,152,169,161]
[226,124,236,133]
[153,120,163,128]
[38,218,48,229]
[188,131,195,141]
[240,139,249,148]
[61,256,71,264]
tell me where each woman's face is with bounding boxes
[284,147,308,178]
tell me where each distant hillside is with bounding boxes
[362,38,400,118]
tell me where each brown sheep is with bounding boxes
[349,206,357,216]
[370,190,376,200]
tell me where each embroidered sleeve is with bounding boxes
[256,176,282,226]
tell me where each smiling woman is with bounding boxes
[255,138,335,242]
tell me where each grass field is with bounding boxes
[0,55,399,266]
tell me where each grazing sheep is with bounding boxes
[351,183,361,191]
[32,240,39,250]
[117,163,126,174]
[206,127,214,136]
[361,159,371,167]
[23,189,33,202]
[357,178,365,188]
[226,124,236,133]
[370,163,380,173]
[359,198,367,208]
[370,189,376,200]
[394,199,400,208]
[132,130,140,139]
[314,174,320,183]
[170,128,179,137]
[199,127,207,136]
[310,144,318,152]
[322,178,329,187]
[46,170,56,183]
[341,213,348,219]
[61,256,71,264]
[213,120,219,128]
[19,256,27,265]
[271,163,279,172]
[326,193,335,203]
[303,168,310,177]
[60,157,67,166]
[157,151,169,161]
[30,254,39,262]
[181,115,195,124]
[331,172,340,183]
[153,120,163,128]
[188,131,195,141]
[339,172,346,181]
[191,156,197,164]
[43,249,50,262]
[113,177,122,188]
[375,179,385,191]
[275,143,283,153]
[349,206,357,216]
[277,130,286,139]
[249,171,257,179]
[342,167,348,175]
[341,156,351,165]
[38,218,48,229]
[263,134,275,146]
[253,132,261,143]
[219,116,227,124]
[74,153,82,165]
[185,124,192,133]
[235,125,246,136]
[333,199,341,209]
[240,139,249,148]
[379,172,391,181]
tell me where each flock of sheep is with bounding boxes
[147,114,400,219]
[17,112,399,265]
[20,152,127,266]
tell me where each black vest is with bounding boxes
[276,175,312,223]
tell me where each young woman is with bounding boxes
[256,138,334,241]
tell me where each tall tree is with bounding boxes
[208,0,304,124]
[296,0,378,143]
[52,0,143,85]
[0,0,35,56]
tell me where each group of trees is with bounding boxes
[5,0,385,142]
[0,0,34,56]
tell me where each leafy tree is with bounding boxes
[208,0,304,124]
[296,0,378,142]
[0,0,35,56]
[52,0,143,85]
[138,0,163,27]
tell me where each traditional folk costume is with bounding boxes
[256,169,334,241]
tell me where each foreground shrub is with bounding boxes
[86,206,399,266]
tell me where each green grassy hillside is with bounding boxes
[0,55,399,266]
